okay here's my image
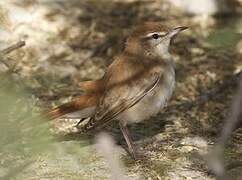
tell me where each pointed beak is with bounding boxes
[168,26,188,38]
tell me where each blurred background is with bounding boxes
[0,0,242,179]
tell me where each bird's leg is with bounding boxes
[119,121,137,160]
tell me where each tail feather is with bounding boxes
[47,94,98,120]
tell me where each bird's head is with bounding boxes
[125,22,188,58]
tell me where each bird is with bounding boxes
[47,22,188,159]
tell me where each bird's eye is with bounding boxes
[152,34,159,39]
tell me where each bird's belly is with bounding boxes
[64,107,96,119]
[118,73,175,124]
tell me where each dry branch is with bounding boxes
[0,40,26,70]
[0,41,25,56]
[208,73,242,179]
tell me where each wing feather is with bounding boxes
[88,73,161,129]
[79,54,164,132]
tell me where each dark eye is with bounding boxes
[152,34,159,39]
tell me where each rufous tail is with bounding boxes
[47,94,98,120]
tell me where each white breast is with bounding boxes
[119,64,175,124]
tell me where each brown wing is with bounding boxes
[80,55,163,132]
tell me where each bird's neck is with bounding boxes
[124,42,175,68]
[162,53,175,68]
[144,49,175,68]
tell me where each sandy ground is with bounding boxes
[0,0,242,179]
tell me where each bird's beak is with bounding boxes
[168,26,188,38]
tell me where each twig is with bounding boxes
[218,74,242,147]
[96,133,129,180]
[167,73,241,112]
[0,41,25,56]
[0,41,26,71]
[208,73,242,179]
[226,161,242,171]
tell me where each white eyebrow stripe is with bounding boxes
[146,31,166,37]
